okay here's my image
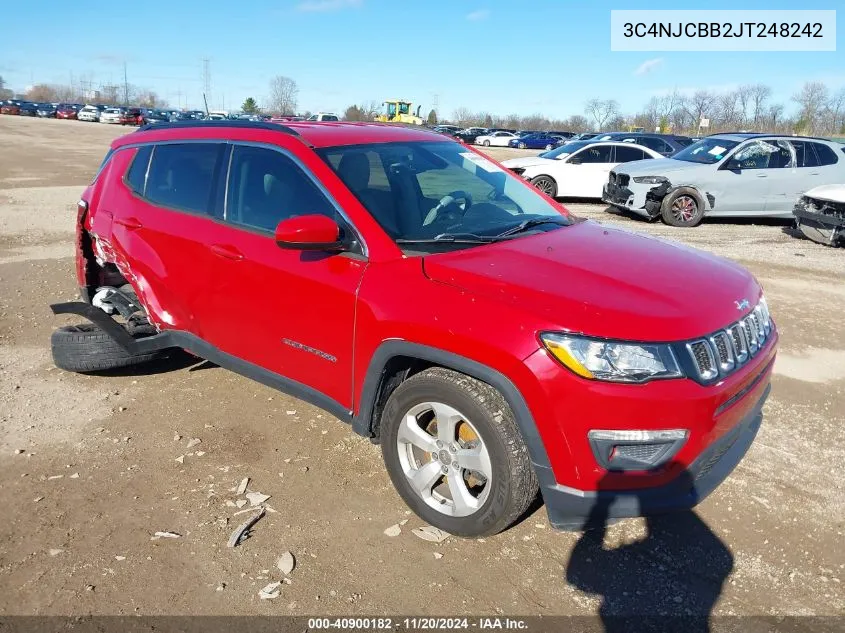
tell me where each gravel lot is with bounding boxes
[0,116,843,620]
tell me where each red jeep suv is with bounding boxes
[50,120,777,536]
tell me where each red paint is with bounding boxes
[275,214,341,248]
[78,122,776,494]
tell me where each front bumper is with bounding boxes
[602,181,661,218]
[540,383,769,530]
[794,206,845,246]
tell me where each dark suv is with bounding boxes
[50,120,777,536]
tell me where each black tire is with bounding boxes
[530,175,558,198]
[51,323,164,373]
[518,142,527,149]
[483,140,490,147]
[660,187,704,227]
[380,367,538,537]
[545,144,553,151]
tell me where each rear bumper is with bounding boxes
[540,384,768,530]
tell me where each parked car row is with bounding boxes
[498,129,845,244]
[0,100,216,125]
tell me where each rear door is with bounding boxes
[199,142,367,408]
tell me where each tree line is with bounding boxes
[446,82,845,137]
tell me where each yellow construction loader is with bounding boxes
[375,100,424,125]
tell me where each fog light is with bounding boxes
[588,429,688,471]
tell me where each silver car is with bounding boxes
[603,133,845,227]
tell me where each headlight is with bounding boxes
[632,175,668,184]
[540,333,682,383]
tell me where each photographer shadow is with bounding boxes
[565,468,734,633]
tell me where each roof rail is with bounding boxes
[136,119,301,136]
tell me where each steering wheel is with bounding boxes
[422,191,473,227]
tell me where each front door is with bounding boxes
[708,140,782,215]
[199,143,367,409]
[560,144,614,197]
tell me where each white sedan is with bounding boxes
[77,105,100,122]
[475,131,519,147]
[506,141,664,198]
[100,108,124,124]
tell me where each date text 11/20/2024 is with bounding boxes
[307,618,528,630]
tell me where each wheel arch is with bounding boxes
[352,341,554,477]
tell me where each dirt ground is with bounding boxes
[0,116,843,619]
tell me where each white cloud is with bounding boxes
[634,58,664,76]
[466,9,490,21]
[296,0,361,12]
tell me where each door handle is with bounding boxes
[809,172,820,176]
[210,244,245,261]
[755,173,768,178]
[115,217,143,230]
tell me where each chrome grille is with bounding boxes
[686,299,772,381]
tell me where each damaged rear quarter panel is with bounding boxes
[83,147,205,333]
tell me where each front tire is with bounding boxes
[483,140,490,147]
[530,175,558,198]
[545,144,554,150]
[660,187,704,227]
[380,368,538,537]
[518,142,527,149]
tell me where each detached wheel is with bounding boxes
[380,368,538,537]
[51,323,164,373]
[661,187,704,227]
[530,175,558,198]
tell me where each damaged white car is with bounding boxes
[603,133,845,227]
[793,184,845,247]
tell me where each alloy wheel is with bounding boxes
[395,401,493,517]
[671,195,697,222]
[532,177,556,196]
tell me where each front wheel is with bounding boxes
[483,140,490,147]
[660,187,704,227]
[530,175,558,198]
[380,368,538,537]
[545,144,554,150]
[518,142,527,149]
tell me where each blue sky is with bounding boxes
[0,0,842,118]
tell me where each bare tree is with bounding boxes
[767,103,785,131]
[136,89,166,108]
[563,115,590,132]
[451,107,474,127]
[824,88,845,135]
[715,90,740,129]
[749,84,772,130]
[25,84,59,103]
[268,76,299,115]
[0,75,11,100]
[684,90,716,131]
[792,81,829,134]
[736,84,756,128]
[584,98,620,131]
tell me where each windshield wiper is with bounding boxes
[395,234,496,245]
[494,217,568,238]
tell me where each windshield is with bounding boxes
[319,141,570,250]
[672,138,740,164]
[539,140,592,159]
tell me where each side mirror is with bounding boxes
[275,214,345,251]
[568,157,582,165]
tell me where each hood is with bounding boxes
[613,157,699,177]
[805,184,845,203]
[422,221,759,342]
[501,156,557,169]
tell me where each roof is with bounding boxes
[118,120,445,149]
[706,132,837,143]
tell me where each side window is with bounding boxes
[573,145,612,163]
[226,145,337,232]
[639,137,671,153]
[791,142,820,168]
[145,143,222,213]
[125,145,153,194]
[614,145,647,162]
[812,142,839,166]
[324,115,339,121]
[729,140,791,169]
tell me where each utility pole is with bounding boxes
[123,62,129,106]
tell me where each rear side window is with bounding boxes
[614,145,648,162]
[811,142,839,166]
[226,145,337,232]
[145,143,222,214]
[638,137,672,154]
[125,145,153,194]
